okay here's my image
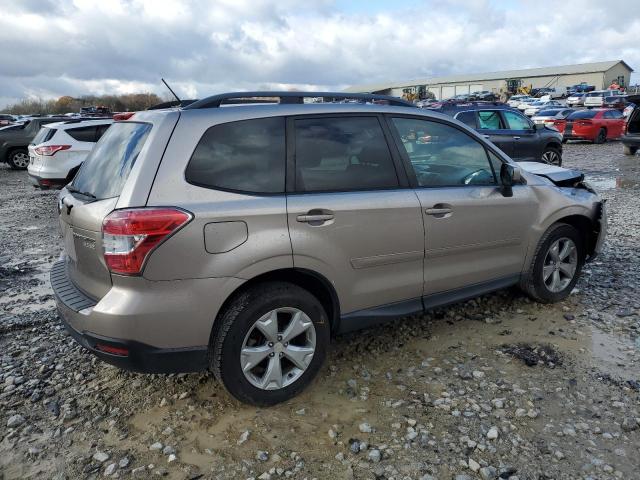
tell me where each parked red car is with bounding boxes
[554,109,625,144]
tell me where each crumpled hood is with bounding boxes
[519,161,584,186]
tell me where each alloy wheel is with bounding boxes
[12,151,29,168]
[542,237,578,293]
[240,307,316,390]
[541,150,561,165]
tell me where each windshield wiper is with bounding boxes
[66,185,97,199]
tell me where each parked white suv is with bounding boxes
[28,119,113,188]
[584,90,623,108]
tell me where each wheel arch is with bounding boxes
[210,268,341,345]
[551,214,599,260]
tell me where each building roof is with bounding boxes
[344,60,634,93]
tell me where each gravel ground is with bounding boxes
[1,142,639,480]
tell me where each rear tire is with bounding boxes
[520,223,584,303]
[594,128,607,144]
[7,148,29,170]
[623,145,638,156]
[211,282,330,406]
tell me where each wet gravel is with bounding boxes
[0,141,639,480]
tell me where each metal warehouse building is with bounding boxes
[344,60,633,100]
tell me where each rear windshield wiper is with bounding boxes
[66,186,97,199]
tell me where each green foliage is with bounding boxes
[3,93,164,115]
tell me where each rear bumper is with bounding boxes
[28,173,67,189]
[50,259,243,374]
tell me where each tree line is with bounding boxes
[3,93,166,115]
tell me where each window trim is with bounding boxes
[286,113,410,195]
[383,113,506,190]
[184,116,288,196]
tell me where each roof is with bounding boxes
[344,60,634,93]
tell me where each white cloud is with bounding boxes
[0,0,638,108]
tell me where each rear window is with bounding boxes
[31,126,56,145]
[568,111,597,119]
[66,126,98,142]
[71,122,152,199]
[185,117,285,194]
[586,92,605,97]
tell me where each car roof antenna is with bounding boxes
[161,78,181,103]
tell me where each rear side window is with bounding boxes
[66,126,98,142]
[294,117,399,192]
[31,127,56,145]
[455,111,477,128]
[186,117,285,193]
[568,110,597,119]
[72,122,152,199]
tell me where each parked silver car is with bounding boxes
[51,92,606,405]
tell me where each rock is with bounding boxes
[486,426,499,440]
[257,450,269,462]
[468,458,481,472]
[167,454,177,463]
[7,414,25,428]
[118,457,130,468]
[368,449,381,462]
[621,417,639,432]
[455,475,473,480]
[359,422,372,433]
[237,430,250,445]
[479,466,498,480]
[104,463,117,476]
[149,442,163,451]
[258,473,271,480]
[162,445,175,455]
[349,439,361,454]
[93,451,110,463]
[473,370,485,379]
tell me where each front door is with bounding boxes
[387,115,537,296]
[286,115,425,317]
[501,110,541,162]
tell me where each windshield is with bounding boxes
[71,122,152,200]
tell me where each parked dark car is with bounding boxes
[470,91,497,101]
[622,95,640,155]
[0,114,16,126]
[603,96,627,110]
[568,83,595,94]
[0,117,69,169]
[438,103,564,165]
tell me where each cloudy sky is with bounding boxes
[1,0,639,108]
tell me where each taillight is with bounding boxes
[34,145,71,156]
[102,208,192,275]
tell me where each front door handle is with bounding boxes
[425,204,453,217]
[482,135,491,139]
[297,214,334,222]
[296,209,335,225]
[513,136,521,140]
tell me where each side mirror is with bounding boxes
[500,163,521,197]
[531,122,538,131]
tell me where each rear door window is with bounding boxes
[71,122,152,199]
[186,117,285,194]
[293,116,399,192]
[477,111,505,130]
[455,111,477,128]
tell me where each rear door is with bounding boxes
[501,110,540,161]
[59,121,156,299]
[286,115,425,317]
[475,110,515,157]
[387,115,537,296]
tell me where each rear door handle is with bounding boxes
[513,136,521,140]
[482,135,491,139]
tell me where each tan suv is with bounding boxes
[51,92,606,405]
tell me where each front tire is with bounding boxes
[541,146,562,166]
[7,148,29,170]
[520,223,584,303]
[623,145,638,156]
[211,282,330,406]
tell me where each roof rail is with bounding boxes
[183,91,415,109]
